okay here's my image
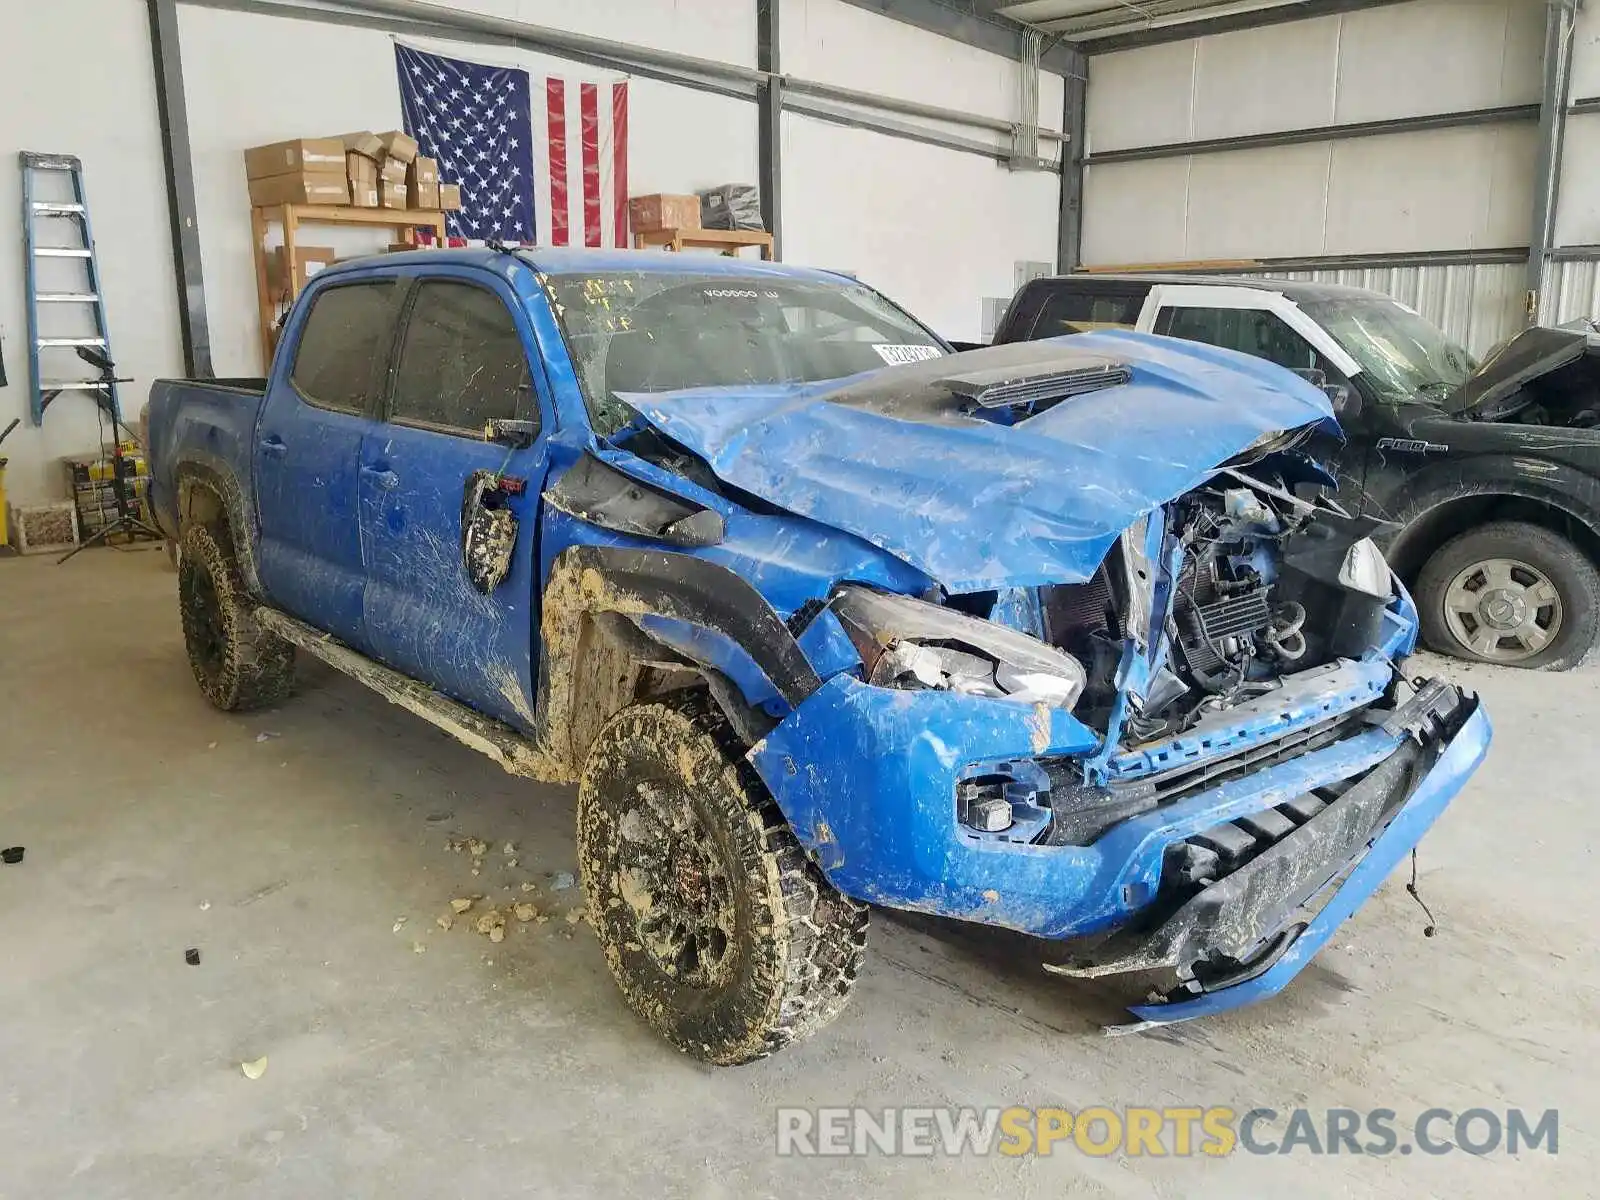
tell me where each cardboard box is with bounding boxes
[439,183,462,212]
[628,193,701,233]
[247,171,350,207]
[347,152,378,208]
[408,157,440,210]
[380,156,408,183]
[378,179,409,209]
[268,245,338,293]
[378,130,419,163]
[244,137,346,179]
[338,130,385,159]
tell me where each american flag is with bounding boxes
[394,43,630,248]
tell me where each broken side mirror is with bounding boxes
[1327,383,1361,420]
[485,417,538,449]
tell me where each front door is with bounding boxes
[255,277,402,649]
[358,274,550,728]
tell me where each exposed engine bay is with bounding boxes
[1047,465,1392,744]
[831,456,1396,760]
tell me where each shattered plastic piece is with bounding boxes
[436,915,454,931]
[552,871,575,891]
[185,948,201,966]
[565,908,584,925]
[255,732,280,742]
[505,858,518,870]
[450,897,474,913]
[513,903,537,922]
[207,741,217,750]
[519,881,537,893]
[471,868,481,877]
[467,838,488,857]
[489,925,505,944]
[199,901,210,911]
[502,842,516,856]
[240,1056,268,1080]
[392,917,407,933]
[412,941,426,954]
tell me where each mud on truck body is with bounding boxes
[146,249,1491,1064]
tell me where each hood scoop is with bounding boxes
[939,357,1132,413]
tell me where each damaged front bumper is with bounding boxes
[749,669,1490,1025]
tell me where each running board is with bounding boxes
[254,608,565,784]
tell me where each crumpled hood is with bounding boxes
[621,332,1337,591]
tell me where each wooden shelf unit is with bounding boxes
[250,203,448,369]
[632,227,774,259]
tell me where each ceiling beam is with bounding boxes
[1074,0,1413,54]
[829,0,1086,77]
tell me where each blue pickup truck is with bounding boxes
[147,248,1491,1064]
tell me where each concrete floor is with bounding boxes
[1,548,1594,1197]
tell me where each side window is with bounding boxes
[291,281,400,413]
[1031,287,1146,338]
[1154,306,1323,373]
[390,281,535,436]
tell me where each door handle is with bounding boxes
[258,436,287,458]
[361,465,400,490]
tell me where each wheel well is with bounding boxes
[1389,494,1600,582]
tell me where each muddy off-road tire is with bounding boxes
[578,700,868,1065]
[178,523,295,710]
[1416,520,1600,670]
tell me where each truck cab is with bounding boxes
[996,274,1600,670]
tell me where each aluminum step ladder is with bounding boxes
[19,151,119,426]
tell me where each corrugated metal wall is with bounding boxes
[1216,262,1528,356]
[1548,259,1600,329]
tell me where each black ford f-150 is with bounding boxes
[994,273,1600,670]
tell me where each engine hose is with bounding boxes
[1267,602,1308,661]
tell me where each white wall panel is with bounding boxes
[1191,18,1340,141]
[1087,0,1541,155]
[1549,258,1600,327]
[1080,159,1191,265]
[1324,125,1536,255]
[1184,143,1332,260]
[781,114,1060,341]
[1084,40,1196,152]
[1331,0,1542,122]
[1554,115,1600,246]
[1082,0,1545,270]
[0,0,183,507]
[178,5,759,376]
[782,0,1063,133]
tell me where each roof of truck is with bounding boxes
[316,246,852,285]
[1045,273,1385,303]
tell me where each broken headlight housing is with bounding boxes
[833,587,1087,710]
[1339,537,1391,599]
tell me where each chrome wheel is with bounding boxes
[1441,556,1563,664]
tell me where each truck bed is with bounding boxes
[144,376,267,542]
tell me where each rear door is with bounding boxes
[255,277,402,649]
[358,272,551,728]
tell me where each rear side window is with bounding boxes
[291,281,399,414]
[390,281,534,437]
[1031,287,1146,338]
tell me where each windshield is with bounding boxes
[1300,297,1476,406]
[544,270,947,435]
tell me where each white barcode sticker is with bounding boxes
[872,344,943,365]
